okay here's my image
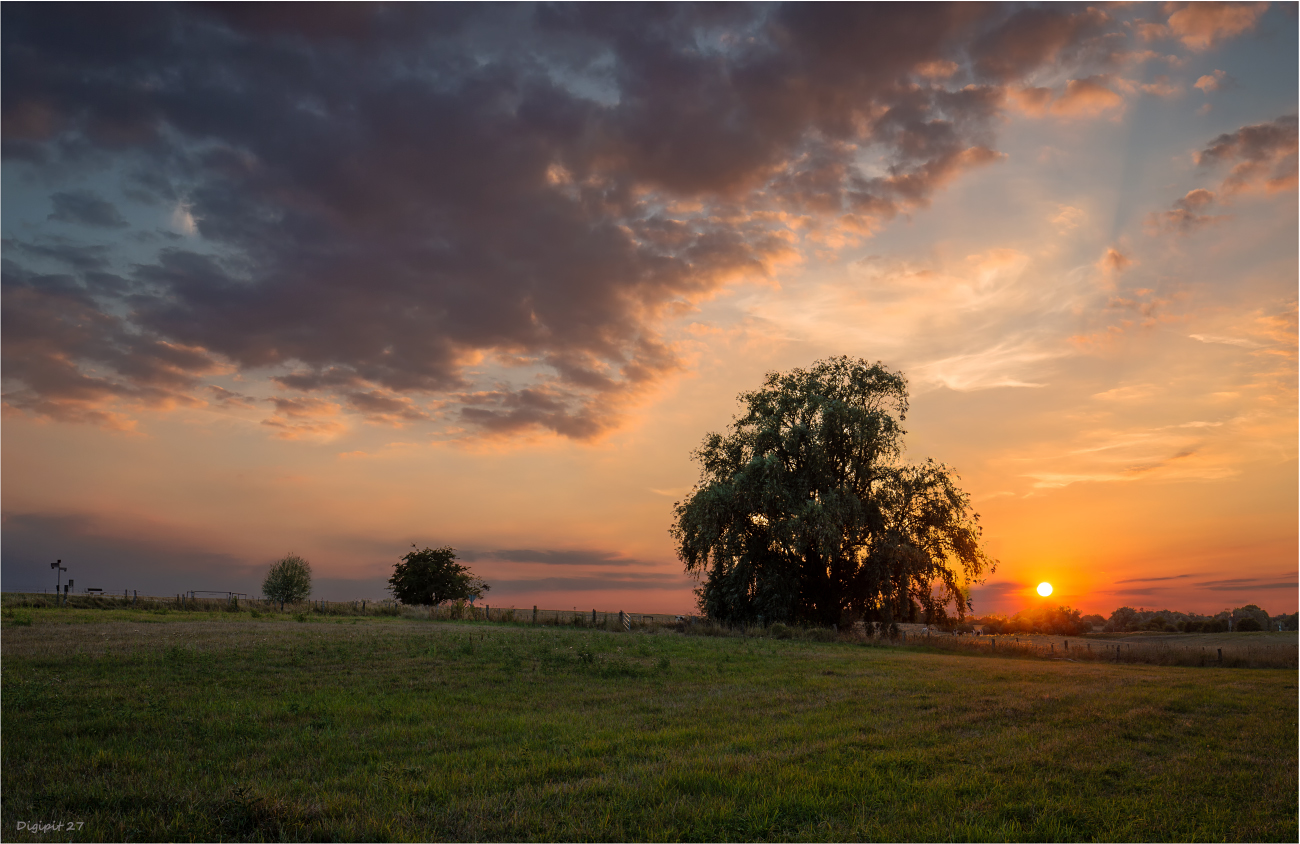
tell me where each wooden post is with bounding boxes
[1064,640,1068,650]
[592,609,597,625]
[1050,643,1054,654]
[901,631,906,643]
[991,638,995,651]
[1217,648,1222,664]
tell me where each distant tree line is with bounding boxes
[971,603,1296,635]
[1102,604,1294,633]
[973,605,1091,636]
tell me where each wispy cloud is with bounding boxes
[1116,574,1191,584]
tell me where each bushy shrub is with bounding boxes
[805,627,837,642]
[769,623,793,639]
[1235,616,1263,632]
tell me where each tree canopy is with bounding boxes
[388,546,490,606]
[671,356,994,628]
[262,553,313,604]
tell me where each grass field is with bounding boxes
[2,606,1296,842]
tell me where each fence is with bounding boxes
[0,591,404,616]
[0,592,684,630]
[902,629,1298,669]
[6,592,1290,668]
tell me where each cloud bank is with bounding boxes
[0,3,1279,440]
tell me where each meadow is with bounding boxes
[2,603,1296,842]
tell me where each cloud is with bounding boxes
[207,384,258,409]
[1115,574,1191,584]
[1189,333,1264,349]
[47,190,128,228]
[1195,576,1298,590]
[1146,188,1226,233]
[460,548,658,568]
[914,340,1053,391]
[1193,69,1232,93]
[1164,2,1270,51]
[0,4,1204,440]
[1097,246,1134,280]
[1011,77,1126,119]
[969,6,1111,82]
[1196,114,1299,193]
[260,396,346,440]
[1,260,216,425]
[480,572,688,594]
[344,390,431,425]
[1051,205,1085,232]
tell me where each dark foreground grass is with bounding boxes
[2,611,1295,842]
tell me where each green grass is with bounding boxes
[2,610,1295,842]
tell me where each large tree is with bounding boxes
[671,356,994,628]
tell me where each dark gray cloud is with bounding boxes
[1,511,255,596]
[1,3,1140,438]
[1197,113,1298,192]
[47,189,129,228]
[460,548,657,567]
[480,573,688,595]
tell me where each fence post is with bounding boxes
[592,609,597,625]
[1064,640,1068,650]
[1217,648,1222,664]
[533,605,538,624]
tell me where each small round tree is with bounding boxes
[262,553,313,605]
[389,546,489,606]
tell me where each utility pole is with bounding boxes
[51,559,67,596]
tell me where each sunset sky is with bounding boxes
[3,3,1296,617]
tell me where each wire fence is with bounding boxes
[899,629,1298,669]
[0,592,686,630]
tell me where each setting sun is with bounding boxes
[1037,582,1053,597]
